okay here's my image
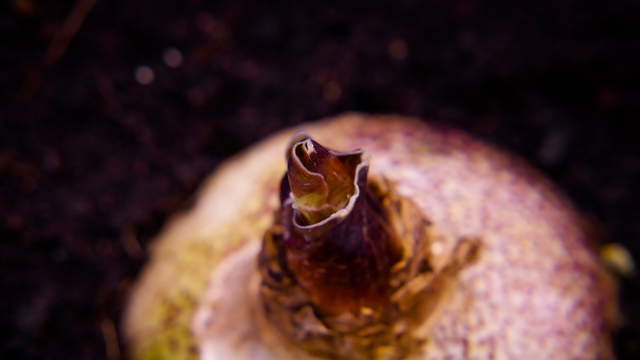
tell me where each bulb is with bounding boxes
[125,114,617,360]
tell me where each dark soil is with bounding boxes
[2,0,639,359]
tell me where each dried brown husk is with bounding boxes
[259,173,482,359]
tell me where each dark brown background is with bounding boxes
[2,0,639,359]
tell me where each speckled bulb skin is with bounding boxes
[124,114,617,360]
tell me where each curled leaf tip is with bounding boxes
[286,135,364,224]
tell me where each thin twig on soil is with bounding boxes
[45,0,97,65]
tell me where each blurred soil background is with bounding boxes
[1,0,639,359]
